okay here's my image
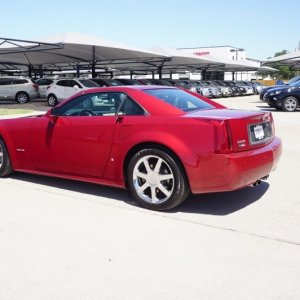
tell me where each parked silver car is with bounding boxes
[0,77,39,103]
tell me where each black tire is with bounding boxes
[127,148,190,211]
[16,92,29,104]
[0,139,13,177]
[282,96,298,112]
[48,94,58,107]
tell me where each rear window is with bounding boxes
[143,88,214,112]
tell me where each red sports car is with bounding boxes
[0,86,282,210]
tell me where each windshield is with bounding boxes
[287,76,300,85]
[143,88,214,112]
[290,81,300,87]
[79,79,99,87]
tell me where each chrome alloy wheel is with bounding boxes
[48,95,58,107]
[0,144,3,169]
[16,93,28,104]
[132,155,175,204]
[283,97,298,112]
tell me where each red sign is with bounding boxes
[193,51,210,56]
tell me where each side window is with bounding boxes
[56,80,69,87]
[37,79,50,85]
[12,79,28,84]
[69,80,82,88]
[0,78,11,85]
[118,97,145,116]
[57,92,126,117]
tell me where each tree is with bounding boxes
[257,50,297,80]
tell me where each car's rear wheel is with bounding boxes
[48,94,58,107]
[282,96,298,112]
[16,92,29,104]
[127,148,190,211]
[0,139,13,177]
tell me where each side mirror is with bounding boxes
[74,85,80,89]
[50,108,59,116]
[47,108,59,124]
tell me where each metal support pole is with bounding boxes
[76,65,80,78]
[39,65,43,78]
[28,65,32,78]
[158,66,162,79]
[92,62,96,78]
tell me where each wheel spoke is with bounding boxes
[135,170,147,180]
[159,174,173,181]
[138,182,150,193]
[150,186,158,203]
[153,158,163,175]
[157,184,172,197]
[142,157,152,173]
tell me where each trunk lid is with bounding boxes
[186,109,274,152]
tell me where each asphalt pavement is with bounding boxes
[0,95,299,300]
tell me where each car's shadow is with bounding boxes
[10,173,269,216]
[173,182,269,215]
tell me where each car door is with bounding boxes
[53,79,69,100]
[64,80,81,99]
[29,92,123,178]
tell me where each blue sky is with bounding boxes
[1,0,299,60]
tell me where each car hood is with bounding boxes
[266,86,294,94]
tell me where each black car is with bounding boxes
[91,78,124,87]
[259,76,300,100]
[262,81,300,111]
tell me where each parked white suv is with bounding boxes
[46,78,99,106]
[0,77,39,103]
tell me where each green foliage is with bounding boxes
[258,50,297,80]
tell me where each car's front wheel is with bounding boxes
[0,139,13,177]
[282,96,298,112]
[47,94,58,107]
[16,92,29,104]
[127,148,190,211]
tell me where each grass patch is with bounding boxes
[0,109,35,116]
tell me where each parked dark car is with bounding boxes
[260,76,300,100]
[90,78,124,87]
[225,81,246,95]
[262,81,300,111]
[113,78,141,85]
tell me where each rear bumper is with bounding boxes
[189,136,282,194]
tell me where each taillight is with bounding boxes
[33,84,39,90]
[211,120,233,154]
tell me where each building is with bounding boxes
[177,46,260,81]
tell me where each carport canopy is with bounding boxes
[262,50,300,69]
[0,33,169,76]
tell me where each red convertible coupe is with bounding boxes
[0,86,282,210]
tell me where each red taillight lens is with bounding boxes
[211,120,233,154]
[33,84,39,90]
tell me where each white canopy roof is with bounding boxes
[0,33,167,70]
[263,50,300,69]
